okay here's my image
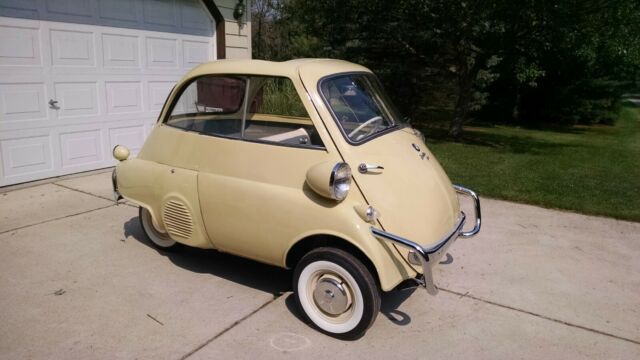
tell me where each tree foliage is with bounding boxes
[252,0,640,135]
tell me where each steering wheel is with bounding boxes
[348,116,384,139]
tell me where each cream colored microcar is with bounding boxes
[112,59,481,339]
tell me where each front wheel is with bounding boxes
[293,247,380,339]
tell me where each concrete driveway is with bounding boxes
[1,170,639,359]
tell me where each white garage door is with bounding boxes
[0,0,216,186]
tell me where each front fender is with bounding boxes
[283,220,417,292]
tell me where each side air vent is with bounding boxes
[162,200,193,240]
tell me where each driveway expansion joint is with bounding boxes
[0,204,116,235]
[53,182,114,202]
[179,295,281,360]
[52,182,138,208]
[440,288,640,346]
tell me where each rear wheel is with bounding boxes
[293,247,380,339]
[139,207,178,251]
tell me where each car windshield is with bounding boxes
[320,73,405,143]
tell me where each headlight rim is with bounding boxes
[328,162,352,201]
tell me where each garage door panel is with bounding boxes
[59,129,104,168]
[50,29,95,67]
[45,0,95,23]
[109,125,145,157]
[0,1,40,19]
[102,33,140,68]
[0,23,41,66]
[97,0,140,26]
[0,134,54,178]
[54,82,99,118]
[146,36,178,68]
[0,82,48,122]
[105,81,142,114]
[181,0,213,33]
[183,39,210,68]
[142,0,177,28]
[147,80,175,111]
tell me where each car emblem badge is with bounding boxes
[412,143,429,160]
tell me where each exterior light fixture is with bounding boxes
[233,0,245,21]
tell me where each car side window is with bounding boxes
[166,76,246,138]
[165,75,324,148]
[244,77,324,148]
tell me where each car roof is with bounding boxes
[182,58,371,81]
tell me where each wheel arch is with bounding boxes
[285,234,381,290]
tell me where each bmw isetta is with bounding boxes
[112,59,481,339]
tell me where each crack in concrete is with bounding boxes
[52,182,115,202]
[52,182,138,209]
[2,181,137,235]
[179,296,281,360]
[440,288,640,346]
[0,204,116,235]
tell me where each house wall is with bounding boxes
[215,0,251,59]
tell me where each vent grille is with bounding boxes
[162,200,193,239]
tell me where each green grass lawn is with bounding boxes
[421,106,640,222]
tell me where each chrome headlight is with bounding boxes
[329,163,351,201]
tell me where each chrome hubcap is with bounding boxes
[312,276,351,315]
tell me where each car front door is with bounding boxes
[298,66,461,246]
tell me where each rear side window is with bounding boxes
[165,75,324,148]
[167,76,246,137]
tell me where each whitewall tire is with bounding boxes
[139,207,178,250]
[293,247,380,339]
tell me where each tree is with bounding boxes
[253,0,640,134]
[281,0,505,137]
[486,0,640,126]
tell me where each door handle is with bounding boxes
[358,163,384,174]
[48,99,59,109]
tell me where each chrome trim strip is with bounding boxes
[371,213,466,295]
[453,184,481,237]
[370,184,482,295]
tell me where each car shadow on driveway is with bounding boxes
[123,216,291,296]
[124,216,416,329]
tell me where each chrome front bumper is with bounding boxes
[112,169,123,203]
[371,184,481,295]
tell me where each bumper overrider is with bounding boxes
[371,185,481,295]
